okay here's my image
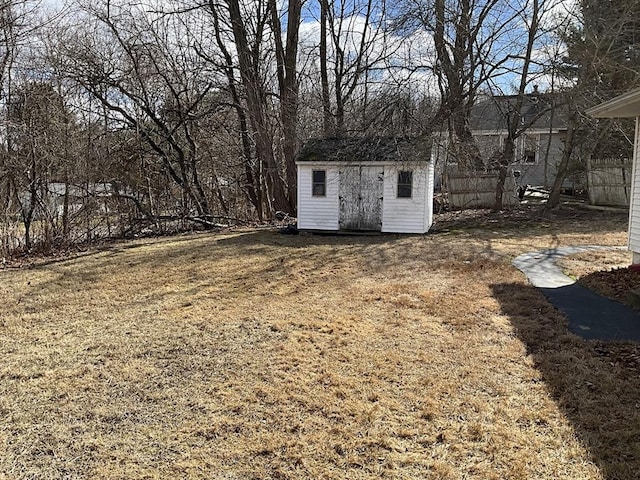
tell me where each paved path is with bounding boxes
[513,246,640,341]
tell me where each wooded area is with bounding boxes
[0,0,638,257]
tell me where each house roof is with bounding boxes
[586,88,640,118]
[296,136,430,163]
[469,93,567,132]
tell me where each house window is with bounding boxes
[523,149,536,164]
[521,134,538,164]
[397,171,412,198]
[312,170,326,196]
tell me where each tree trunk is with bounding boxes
[62,178,69,241]
[206,0,263,220]
[548,118,576,208]
[449,108,483,169]
[494,0,539,210]
[433,0,482,170]
[269,0,301,215]
[494,137,515,211]
[320,0,333,136]
[227,0,291,216]
[547,114,612,209]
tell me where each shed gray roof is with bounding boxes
[469,93,567,132]
[296,136,430,163]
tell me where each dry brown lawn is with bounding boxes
[0,207,637,479]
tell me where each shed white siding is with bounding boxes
[629,118,640,255]
[297,165,339,230]
[297,160,434,233]
[381,164,432,234]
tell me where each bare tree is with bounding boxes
[395,0,527,168]
[544,0,640,209]
[397,0,572,209]
[196,0,265,220]
[317,0,397,136]
[0,1,57,253]
[54,1,220,227]
[492,0,541,209]
[268,0,301,209]
[200,0,300,216]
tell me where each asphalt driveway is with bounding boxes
[513,246,640,341]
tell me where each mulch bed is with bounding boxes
[578,267,640,375]
[578,267,640,307]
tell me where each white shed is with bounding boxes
[296,137,434,234]
[587,88,640,264]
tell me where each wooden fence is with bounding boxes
[587,158,632,207]
[446,171,518,209]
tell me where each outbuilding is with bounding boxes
[296,137,434,233]
[587,88,640,263]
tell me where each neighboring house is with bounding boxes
[18,182,118,218]
[296,137,434,234]
[587,88,640,264]
[433,90,584,191]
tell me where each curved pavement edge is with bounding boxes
[512,246,640,341]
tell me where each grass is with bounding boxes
[0,207,637,479]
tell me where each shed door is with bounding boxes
[339,166,383,230]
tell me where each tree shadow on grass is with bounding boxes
[491,282,640,480]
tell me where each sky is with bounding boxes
[40,0,67,13]
[33,0,581,96]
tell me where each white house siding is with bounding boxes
[629,118,640,259]
[471,131,569,188]
[297,165,340,230]
[522,134,572,187]
[381,165,430,234]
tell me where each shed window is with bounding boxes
[312,170,326,196]
[397,171,413,198]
